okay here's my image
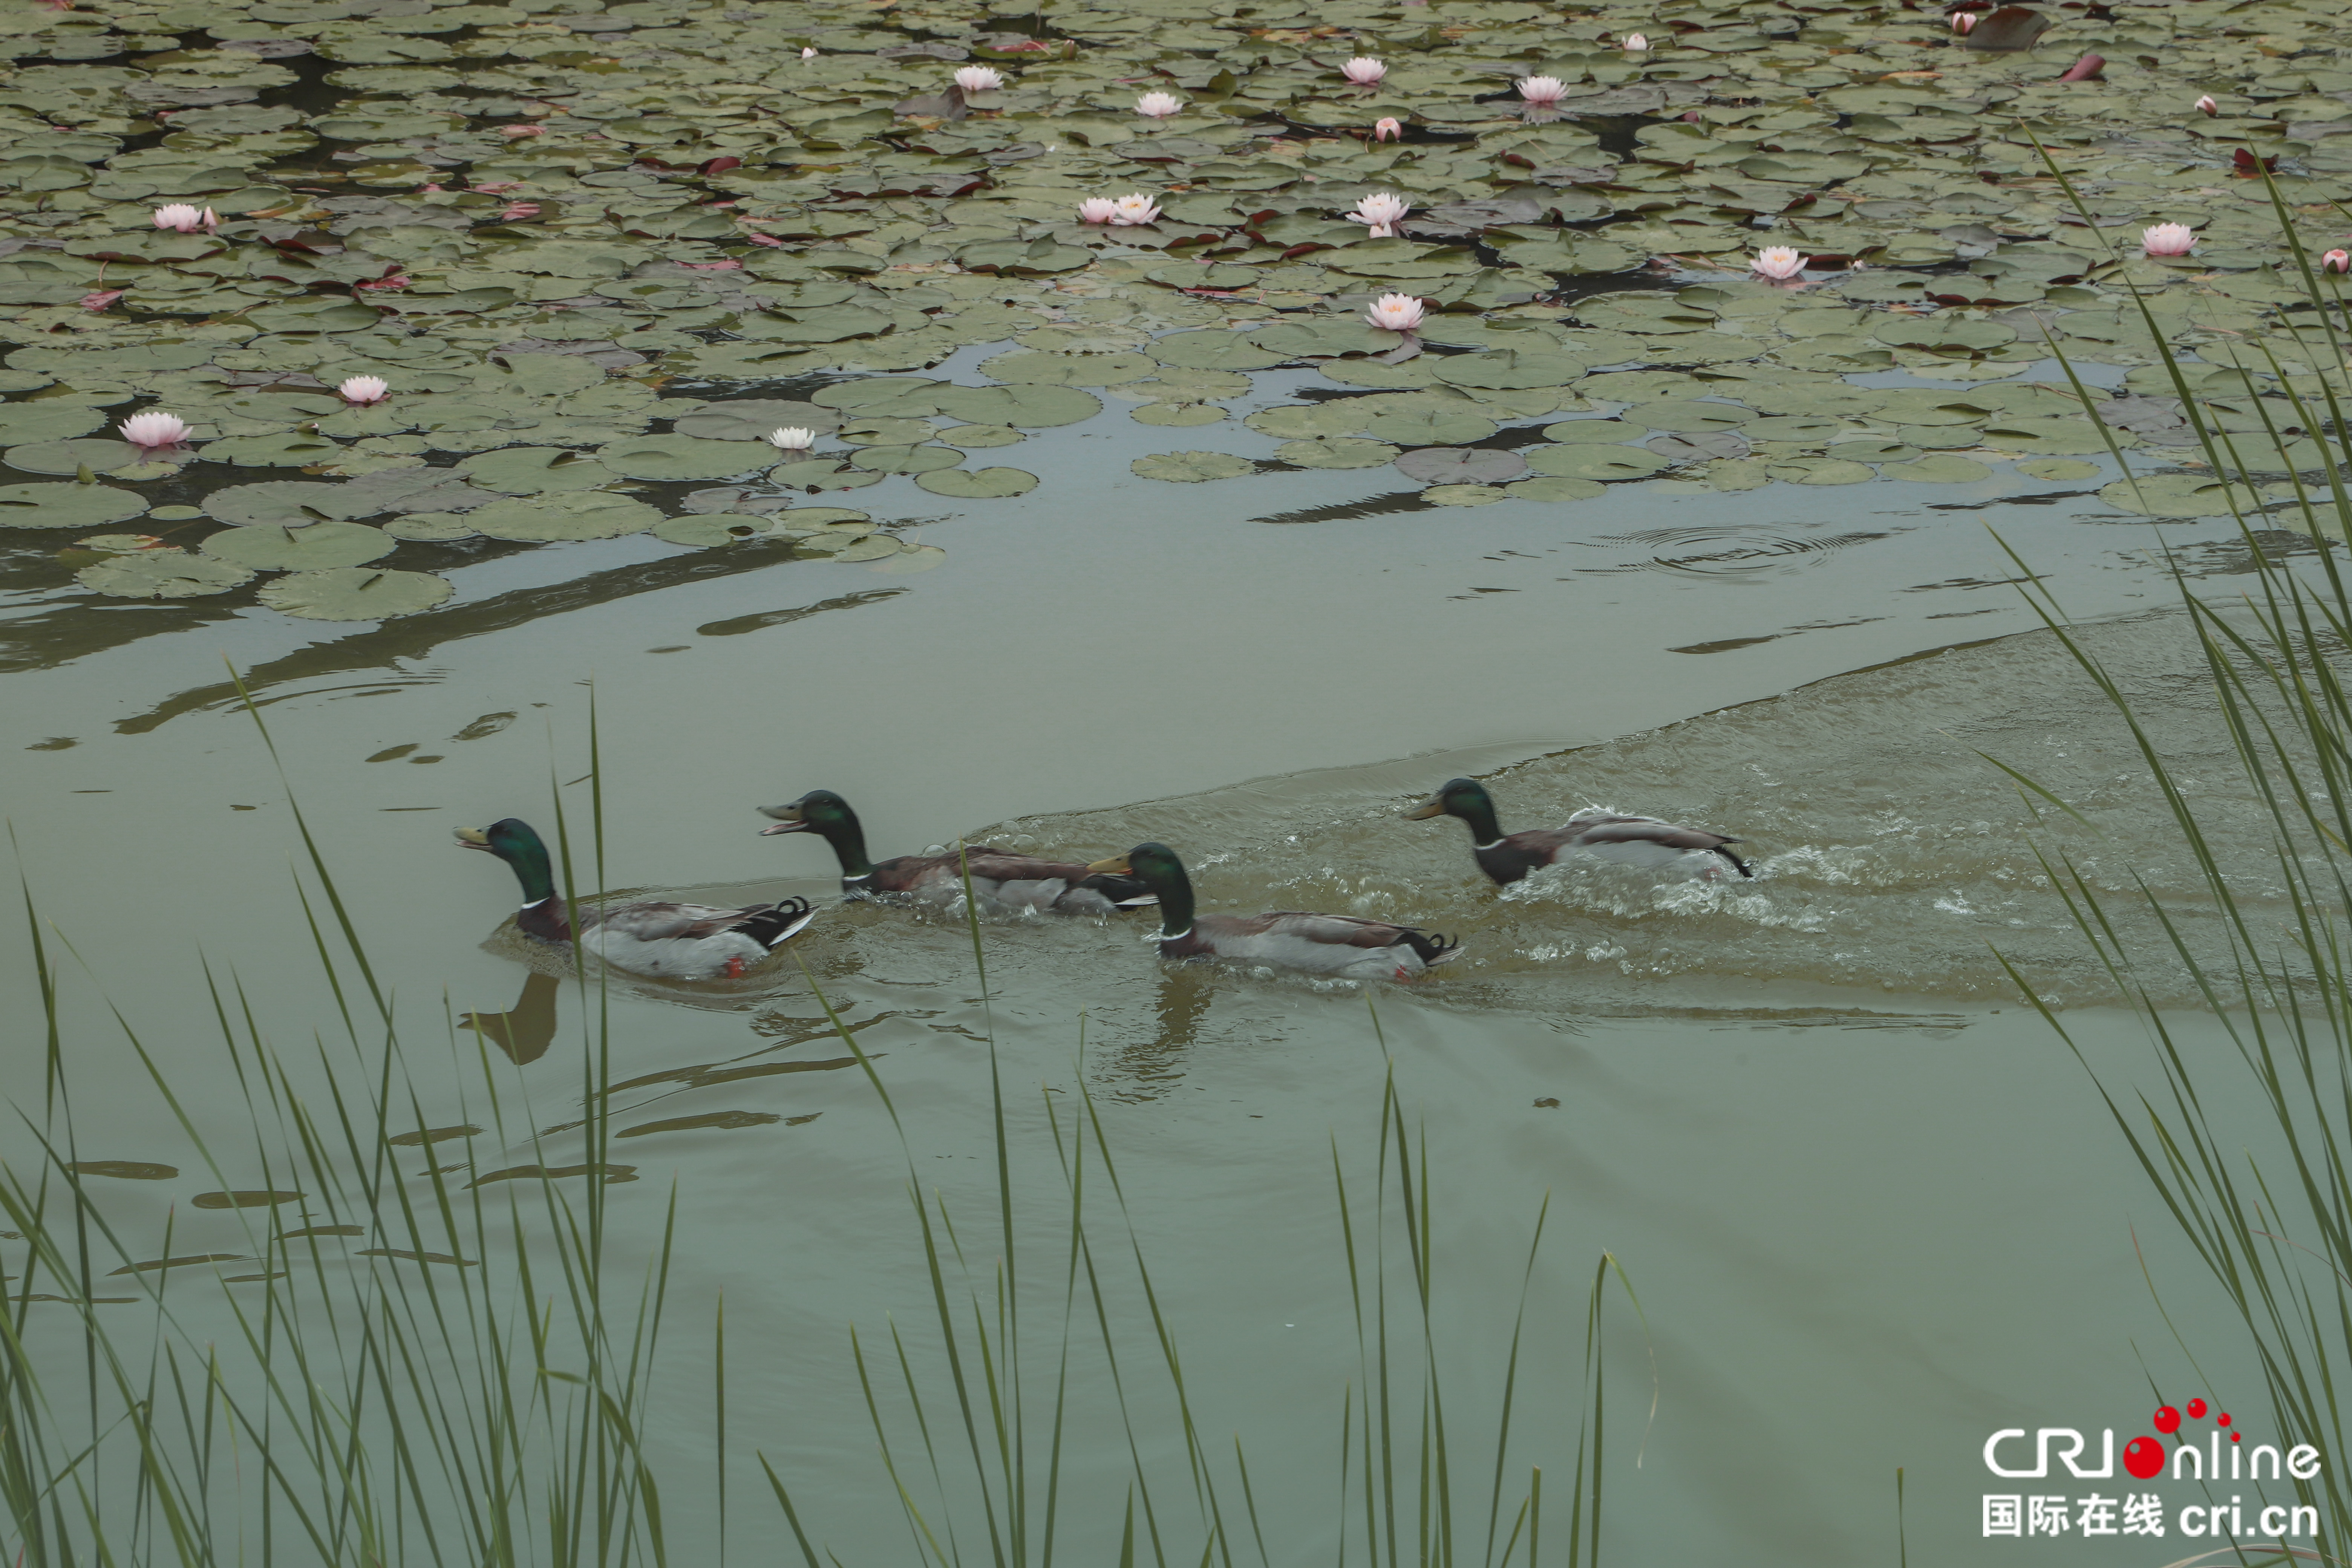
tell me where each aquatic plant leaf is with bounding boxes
[1277,437,1399,469]
[458,447,620,494]
[651,514,777,548]
[1504,476,1607,502]
[1432,351,1586,391]
[1882,454,1992,484]
[2098,475,2265,518]
[929,384,1101,427]
[201,431,347,467]
[595,433,767,481]
[1768,459,1877,486]
[68,1161,176,1180]
[1628,401,1755,434]
[1525,445,1671,481]
[849,443,964,474]
[1539,419,1643,446]
[914,466,1038,498]
[1363,409,1496,446]
[2018,459,2101,481]
[0,401,106,445]
[78,549,254,599]
[257,567,453,620]
[384,512,480,540]
[204,481,384,527]
[470,493,661,542]
[1150,332,1290,372]
[869,543,947,574]
[1395,447,1528,485]
[1130,451,1254,482]
[1421,485,1507,506]
[669,400,841,441]
[191,1190,303,1209]
[7,438,181,478]
[202,521,395,571]
[0,482,146,529]
[1132,403,1225,427]
[977,350,1156,386]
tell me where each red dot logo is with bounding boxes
[2124,1436,2167,1479]
[2155,1406,2182,1433]
[2187,1398,2209,1419]
[2233,1433,2242,1443]
[2218,1413,2232,1427]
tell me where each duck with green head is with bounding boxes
[758,789,1154,916]
[1085,842,1461,981]
[1405,777,1751,886]
[458,818,816,980]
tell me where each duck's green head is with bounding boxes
[457,819,555,902]
[1406,778,1493,824]
[757,789,856,839]
[1087,842,1188,891]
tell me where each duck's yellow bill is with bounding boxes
[1085,855,1133,876]
[455,827,492,849]
[1403,797,1445,820]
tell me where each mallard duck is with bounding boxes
[757,789,1155,916]
[1084,842,1461,981]
[457,819,817,980]
[1405,777,1751,885]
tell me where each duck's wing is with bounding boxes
[1561,812,1752,876]
[873,850,1155,910]
[593,899,815,946]
[1202,912,1461,966]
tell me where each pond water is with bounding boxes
[2,0,2346,1557]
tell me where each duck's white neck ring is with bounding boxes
[1155,927,1193,943]
[522,897,553,911]
[1475,839,1505,851]
[845,873,870,882]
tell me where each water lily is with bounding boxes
[500,201,542,220]
[79,289,124,311]
[767,427,819,453]
[119,411,191,451]
[801,46,817,58]
[499,124,543,138]
[1077,196,1121,224]
[151,203,217,234]
[1341,56,1386,85]
[1950,11,1976,32]
[2141,222,2197,256]
[2322,249,2348,274]
[1136,91,1183,118]
[1622,32,1648,51]
[954,65,1005,93]
[1749,245,1807,281]
[2195,93,2218,115]
[1365,293,1425,333]
[1109,192,1161,226]
[1515,76,1567,107]
[339,375,390,405]
[1372,117,1403,143]
[1346,191,1411,238]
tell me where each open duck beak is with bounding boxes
[455,827,493,851]
[1403,796,1446,820]
[756,804,809,836]
[1085,854,1133,876]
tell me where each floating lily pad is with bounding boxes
[651,513,778,548]
[769,459,885,491]
[0,402,107,445]
[1421,485,1508,506]
[1525,445,1671,482]
[1131,451,1254,483]
[812,378,945,416]
[1133,403,1227,427]
[201,521,395,570]
[669,400,841,441]
[1150,332,1289,372]
[1540,419,1643,446]
[78,548,254,599]
[940,424,1023,447]
[1277,437,1400,469]
[1364,409,1497,446]
[257,567,453,620]
[1432,351,1586,391]
[836,417,936,447]
[201,431,346,468]
[2017,459,2102,482]
[1882,455,1992,484]
[595,433,766,482]
[205,481,384,527]
[914,466,1038,498]
[1396,447,1527,485]
[384,512,480,540]
[8,438,183,478]
[2098,475,2263,518]
[850,443,964,474]
[470,492,662,541]
[869,543,948,574]
[1504,476,1607,503]
[928,384,1101,428]
[1769,459,1877,486]
[977,351,1155,386]
[0,482,146,529]
[458,448,618,494]
[831,534,903,562]
[1627,401,1755,434]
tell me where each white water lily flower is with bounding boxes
[1622,32,1648,50]
[1109,192,1161,226]
[151,203,217,233]
[954,65,1004,93]
[2194,93,2218,115]
[1364,293,1425,332]
[1346,191,1410,238]
[1078,196,1120,224]
[1135,91,1184,118]
[1341,57,1386,84]
[119,411,191,449]
[801,45,817,58]
[338,375,390,405]
[1515,76,1567,106]
[767,427,819,452]
[2141,222,2196,256]
[1374,116,1403,141]
[1749,246,1806,281]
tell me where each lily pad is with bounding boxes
[595,433,766,482]
[669,400,841,441]
[0,402,107,445]
[928,384,1101,428]
[914,466,1038,498]
[469,492,662,541]
[1540,419,1643,446]
[257,567,453,620]
[1277,437,1400,469]
[1133,403,1227,427]
[200,431,346,468]
[1131,451,1254,483]
[458,448,619,494]
[869,543,948,574]
[1882,455,1992,484]
[1525,445,1671,482]
[1627,401,1755,434]
[8,438,184,478]
[1432,351,1586,391]
[2098,475,2263,518]
[201,521,396,570]
[384,511,480,540]
[1769,459,1877,486]
[0,482,146,529]
[1363,409,1497,446]
[977,351,1156,386]
[651,513,778,548]
[78,548,254,599]
[1396,448,1528,485]
[769,460,885,491]
[1150,332,1289,372]
[2018,459,2101,482]
[205,481,384,527]
[1504,476,1607,503]
[850,443,964,474]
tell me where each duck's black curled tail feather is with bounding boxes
[1716,845,1754,878]
[739,897,818,950]
[1402,928,1461,966]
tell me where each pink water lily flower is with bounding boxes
[1346,191,1410,238]
[1109,192,1161,226]
[1341,56,1386,85]
[2195,94,2218,115]
[1078,196,1120,224]
[2324,249,2350,274]
[152,204,217,234]
[1136,91,1184,118]
[1365,293,1425,332]
[1749,245,1806,281]
[954,65,1004,93]
[80,289,124,311]
[339,375,390,405]
[499,124,544,138]
[1374,116,1403,141]
[1622,32,1648,51]
[1950,11,1977,32]
[1515,76,1567,107]
[119,412,191,452]
[500,201,542,220]
[2142,222,2196,257]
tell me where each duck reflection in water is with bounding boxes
[462,970,559,1066]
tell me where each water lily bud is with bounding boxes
[118,411,191,450]
[1374,116,1403,142]
[1622,32,1648,51]
[2324,249,2350,274]
[2141,222,2196,257]
[1749,246,1806,281]
[2195,94,2218,115]
[801,46,817,58]
[1950,11,1977,32]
